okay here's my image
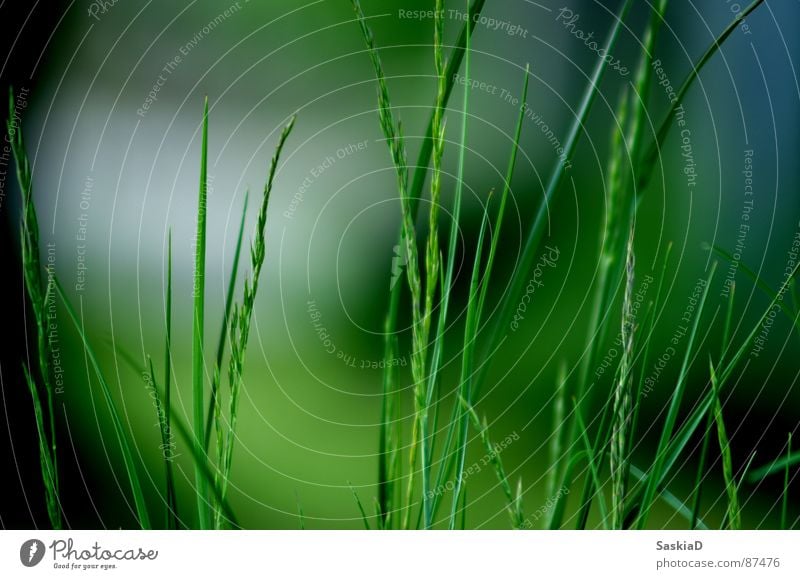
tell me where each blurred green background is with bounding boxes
[2,0,799,529]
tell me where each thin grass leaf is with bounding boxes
[637,263,716,528]
[192,96,211,529]
[547,450,586,530]
[473,0,634,404]
[573,399,609,528]
[8,88,61,529]
[113,345,239,527]
[54,279,151,529]
[709,245,799,335]
[146,356,176,529]
[640,0,766,186]
[218,116,296,528]
[749,451,800,482]
[22,365,60,527]
[296,492,305,530]
[547,361,567,500]
[427,0,475,527]
[628,465,709,530]
[610,227,636,529]
[782,433,792,530]
[418,0,447,529]
[164,230,177,529]
[709,357,740,529]
[691,281,735,529]
[349,483,371,530]
[449,196,492,529]
[461,396,522,528]
[205,190,249,450]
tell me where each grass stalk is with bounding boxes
[205,190,250,450]
[54,279,151,528]
[217,116,296,528]
[192,96,211,529]
[709,357,740,529]
[449,195,492,529]
[636,263,716,528]
[610,227,636,529]
[782,432,792,530]
[164,231,177,528]
[8,88,62,529]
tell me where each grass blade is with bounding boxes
[54,279,151,529]
[636,263,716,528]
[349,483,371,530]
[461,397,522,528]
[449,194,492,529]
[114,346,239,527]
[219,116,296,527]
[164,230,177,529]
[473,0,634,399]
[639,0,766,188]
[205,190,250,450]
[710,357,740,529]
[192,96,211,529]
[573,399,608,528]
[146,356,177,529]
[782,433,792,530]
[8,88,62,529]
[610,227,636,529]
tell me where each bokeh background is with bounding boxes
[1,0,798,529]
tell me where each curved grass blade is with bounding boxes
[219,116,297,527]
[205,190,249,450]
[114,346,239,527]
[146,356,177,529]
[710,357,740,529]
[8,88,62,529]
[639,0,766,188]
[473,0,634,399]
[449,194,492,529]
[636,263,716,528]
[54,279,151,529]
[782,433,792,530]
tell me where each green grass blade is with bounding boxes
[220,116,296,526]
[8,88,62,528]
[782,433,792,530]
[164,230,177,529]
[448,195,492,529]
[573,399,609,528]
[710,357,740,529]
[22,365,61,527]
[690,280,735,529]
[114,346,239,527]
[54,279,151,529]
[192,96,211,529]
[146,356,176,529]
[547,361,568,500]
[637,263,716,528]
[205,190,249,450]
[349,483,371,530]
[628,464,709,529]
[461,397,521,528]
[475,64,530,326]
[640,0,766,186]
[610,227,636,529]
[474,0,633,399]
[709,245,799,335]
